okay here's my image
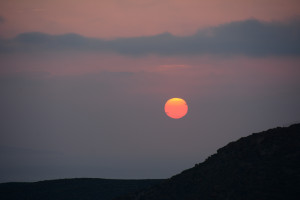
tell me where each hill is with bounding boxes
[116,124,300,200]
[0,178,163,200]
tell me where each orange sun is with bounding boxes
[164,98,188,119]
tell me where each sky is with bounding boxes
[0,0,300,183]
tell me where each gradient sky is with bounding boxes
[0,0,300,182]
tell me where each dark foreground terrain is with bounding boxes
[1,124,299,200]
[0,178,163,200]
[116,123,300,200]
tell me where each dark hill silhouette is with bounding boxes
[116,124,300,200]
[1,124,299,200]
[0,178,163,200]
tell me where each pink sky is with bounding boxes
[0,0,300,182]
[1,0,300,38]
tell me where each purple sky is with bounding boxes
[0,0,300,182]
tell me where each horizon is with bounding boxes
[1,0,300,183]
[1,123,299,184]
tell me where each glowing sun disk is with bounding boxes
[164,98,188,119]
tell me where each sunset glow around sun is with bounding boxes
[164,98,188,119]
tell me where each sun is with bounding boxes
[164,98,188,119]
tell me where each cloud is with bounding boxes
[0,16,4,23]
[0,19,299,56]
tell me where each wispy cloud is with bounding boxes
[0,19,299,56]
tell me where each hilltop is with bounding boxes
[1,124,299,200]
[116,124,300,200]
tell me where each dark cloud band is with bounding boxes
[1,19,299,56]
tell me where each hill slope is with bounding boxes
[116,124,300,200]
[0,178,163,200]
